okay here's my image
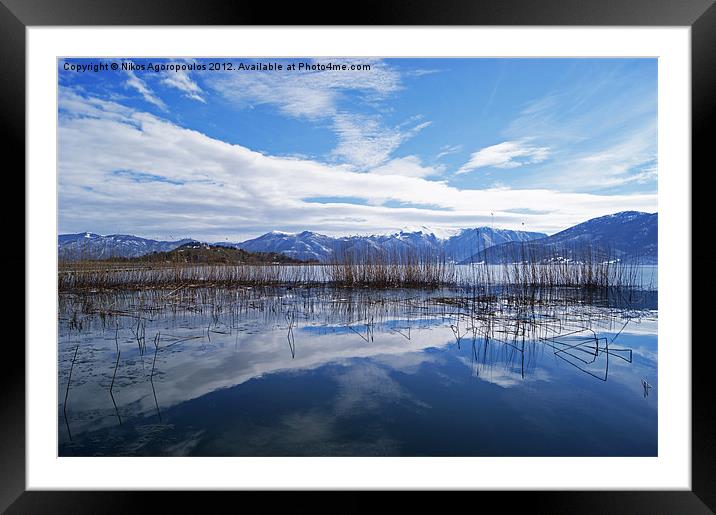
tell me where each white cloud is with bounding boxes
[207,58,401,119]
[436,144,462,160]
[457,140,550,174]
[204,59,426,169]
[58,90,657,241]
[406,68,442,77]
[58,86,134,121]
[332,114,431,169]
[161,69,205,103]
[124,69,167,110]
[369,156,443,178]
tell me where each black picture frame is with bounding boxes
[5,0,713,512]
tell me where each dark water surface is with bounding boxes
[58,286,657,456]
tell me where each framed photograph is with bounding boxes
[7,0,714,512]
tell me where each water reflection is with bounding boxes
[58,286,657,456]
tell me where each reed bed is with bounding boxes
[464,260,644,292]
[59,244,652,294]
[463,241,648,292]
[326,246,455,288]
[59,263,323,292]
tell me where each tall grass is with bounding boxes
[465,241,645,292]
[326,245,455,288]
[59,242,649,293]
[59,262,323,291]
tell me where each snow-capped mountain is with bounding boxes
[443,227,547,263]
[231,227,546,262]
[228,231,337,262]
[58,233,196,260]
[460,211,658,264]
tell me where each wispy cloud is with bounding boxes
[457,140,549,174]
[205,59,424,168]
[495,63,657,191]
[436,144,462,160]
[161,68,205,103]
[406,68,442,77]
[521,118,657,192]
[207,58,401,119]
[332,114,431,169]
[124,69,167,111]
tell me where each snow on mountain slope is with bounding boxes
[58,233,196,260]
[459,211,658,264]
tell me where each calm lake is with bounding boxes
[58,279,657,456]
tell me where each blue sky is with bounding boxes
[58,57,657,241]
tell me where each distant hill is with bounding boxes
[459,211,657,265]
[58,233,196,261]
[113,242,315,265]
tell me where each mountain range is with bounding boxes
[460,211,657,264]
[58,211,657,264]
[229,226,545,263]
